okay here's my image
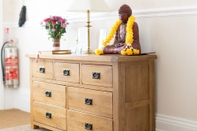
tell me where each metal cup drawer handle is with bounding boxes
[85,122,93,130]
[85,98,93,105]
[39,67,45,73]
[45,90,51,97]
[63,69,70,76]
[46,112,52,119]
[92,72,100,79]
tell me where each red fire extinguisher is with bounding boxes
[1,28,19,88]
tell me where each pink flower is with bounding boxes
[50,16,55,20]
[56,16,63,22]
[44,18,50,22]
[62,23,67,28]
[52,21,56,25]
[62,18,66,23]
[52,28,56,32]
[41,16,68,39]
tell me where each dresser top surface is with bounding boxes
[27,54,157,62]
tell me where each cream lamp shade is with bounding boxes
[66,0,110,54]
[66,0,109,12]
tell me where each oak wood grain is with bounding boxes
[29,54,157,131]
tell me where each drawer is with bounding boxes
[32,60,53,79]
[68,110,112,131]
[32,81,66,107]
[33,102,66,130]
[81,64,112,87]
[54,62,79,83]
[68,87,112,118]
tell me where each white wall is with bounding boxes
[2,0,197,130]
[0,0,4,110]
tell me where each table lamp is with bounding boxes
[66,0,110,54]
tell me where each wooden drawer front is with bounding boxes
[54,62,79,83]
[32,60,53,79]
[33,102,66,130]
[67,110,112,131]
[32,82,66,107]
[81,64,112,87]
[68,87,112,118]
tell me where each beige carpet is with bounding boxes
[0,109,50,131]
[0,124,49,131]
[0,109,30,129]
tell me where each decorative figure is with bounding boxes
[95,4,141,55]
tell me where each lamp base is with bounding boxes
[84,48,93,54]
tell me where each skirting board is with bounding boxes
[13,88,30,112]
[4,88,30,112]
[156,114,197,131]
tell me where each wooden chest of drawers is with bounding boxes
[28,54,157,131]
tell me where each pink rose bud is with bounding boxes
[52,28,56,32]
[52,21,56,25]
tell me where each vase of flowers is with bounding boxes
[41,16,68,50]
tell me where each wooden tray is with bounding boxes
[39,50,71,55]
